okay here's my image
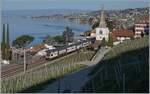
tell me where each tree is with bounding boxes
[1,24,11,60]
[12,35,34,48]
[88,18,94,25]
[5,24,11,60]
[1,24,6,60]
[63,27,74,44]
[6,24,9,45]
[53,35,64,43]
[101,38,107,47]
[43,35,54,44]
[106,20,113,32]
[107,34,113,47]
[92,22,99,29]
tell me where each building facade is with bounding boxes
[111,29,134,45]
[90,8,109,41]
[95,8,109,41]
[134,21,149,38]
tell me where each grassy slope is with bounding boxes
[82,36,149,93]
[2,50,95,93]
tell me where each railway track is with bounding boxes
[1,48,91,79]
[1,58,46,79]
[1,51,75,79]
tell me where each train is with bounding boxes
[45,39,91,59]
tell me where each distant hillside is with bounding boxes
[87,7,149,16]
[82,36,149,93]
[2,9,90,17]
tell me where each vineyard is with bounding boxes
[1,50,95,93]
[82,36,149,93]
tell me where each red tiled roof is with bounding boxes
[111,29,134,38]
[110,29,135,42]
[135,21,149,24]
[135,16,149,24]
[30,44,45,53]
[91,29,96,33]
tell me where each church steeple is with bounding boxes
[99,7,107,28]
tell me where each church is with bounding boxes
[90,8,110,41]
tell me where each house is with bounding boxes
[88,40,101,50]
[30,44,46,54]
[134,20,149,38]
[111,29,134,45]
[90,29,96,37]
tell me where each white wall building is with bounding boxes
[95,8,109,41]
[134,21,149,38]
[45,44,56,50]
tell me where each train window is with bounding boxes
[51,54,53,56]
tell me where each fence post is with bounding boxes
[91,79,95,92]
[123,73,125,93]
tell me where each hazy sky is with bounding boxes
[2,0,149,10]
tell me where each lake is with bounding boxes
[2,10,91,47]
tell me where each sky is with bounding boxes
[2,0,149,10]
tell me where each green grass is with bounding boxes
[82,36,149,93]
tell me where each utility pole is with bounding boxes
[24,49,26,73]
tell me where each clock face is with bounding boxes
[99,30,103,34]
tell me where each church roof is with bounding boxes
[99,8,107,28]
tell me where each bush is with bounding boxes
[107,35,113,47]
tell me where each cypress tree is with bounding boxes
[1,24,6,60]
[5,24,11,60]
[107,34,113,47]
[1,24,11,60]
[6,24,11,60]
[7,24,9,46]
[2,24,5,44]
[101,38,107,47]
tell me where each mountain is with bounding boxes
[2,9,90,17]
